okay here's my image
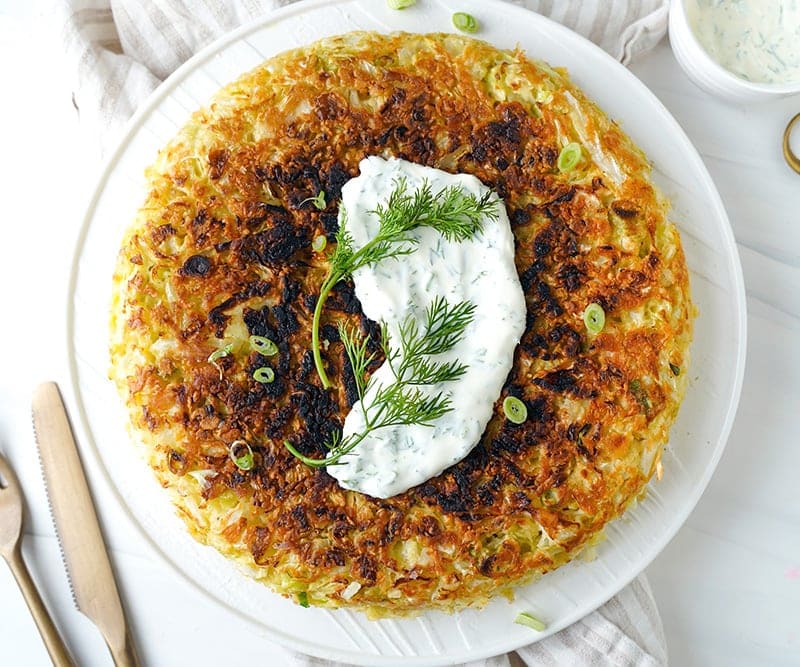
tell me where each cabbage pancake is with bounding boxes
[110,32,693,616]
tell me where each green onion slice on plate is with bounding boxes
[300,190,327,210]
[253,367,275,384]
[452,12,479,33]
[249,335,278,356]
[207,343,233,379]
[514,611,546,631]
[229,440,254,471]
[312,235,327,252]
[557,142,583,172]
[207,343,233,364]
[503,396,528,424]
[583,302,605,334]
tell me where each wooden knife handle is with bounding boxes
[7,542,74,667]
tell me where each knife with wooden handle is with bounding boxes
[32,382,140,667]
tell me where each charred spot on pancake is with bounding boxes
[534,282,564,317]
[611,201,638,218]
[489,431,524,455]
[518,260,546,291]
[509,207,531,227]
[320,323,340,343]
[272,303,299,337]
[208,302,231,338]
[234,221,307,268]
[340,348,360,409]
[180,254,212,277]
[557,263,584,292]
[264,404,294,439]
[315,92,348,121]
[291,382,340,450]
[320,212,340,239]
[242,306,277,340]
[327,281,362,314]
[324,164,352,199]
[532,366,598,399]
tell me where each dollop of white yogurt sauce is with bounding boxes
[327,157,525,499]
[687,0,800,84]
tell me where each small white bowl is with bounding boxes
[669,0,800,102]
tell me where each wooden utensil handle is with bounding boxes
[7,543,74,667]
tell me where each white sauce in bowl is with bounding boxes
[686,0,800,84]
[327,157,525,499]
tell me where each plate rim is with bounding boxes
[66,0,748,664]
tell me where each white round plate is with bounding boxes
[68,0,747,664]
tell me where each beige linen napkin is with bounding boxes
[60,1,670,665]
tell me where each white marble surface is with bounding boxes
[0,3,798,666]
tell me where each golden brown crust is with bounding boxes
[110,32,693,615]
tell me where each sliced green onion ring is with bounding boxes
[387,0,416,8]
[669,363,681,376]
[514,611,547,632]
[312,235,327,252]
[300,190,327,210]
[208,343,233,379]
[229,440,254,471]
[297,591,310,608]
[503,396,528,424]
[583,303,605,334]
[207,343,233,364]
[557,142,583,172]
[311,191,326,210]
[452,12,479,33]
[253,366,275,384]
[249,335,278,356]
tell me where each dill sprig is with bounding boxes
[285,296,475,467]
[311,177,497,388]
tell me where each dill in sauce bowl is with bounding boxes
[686,0,800,84]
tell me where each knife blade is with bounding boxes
[32,381,139,667]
